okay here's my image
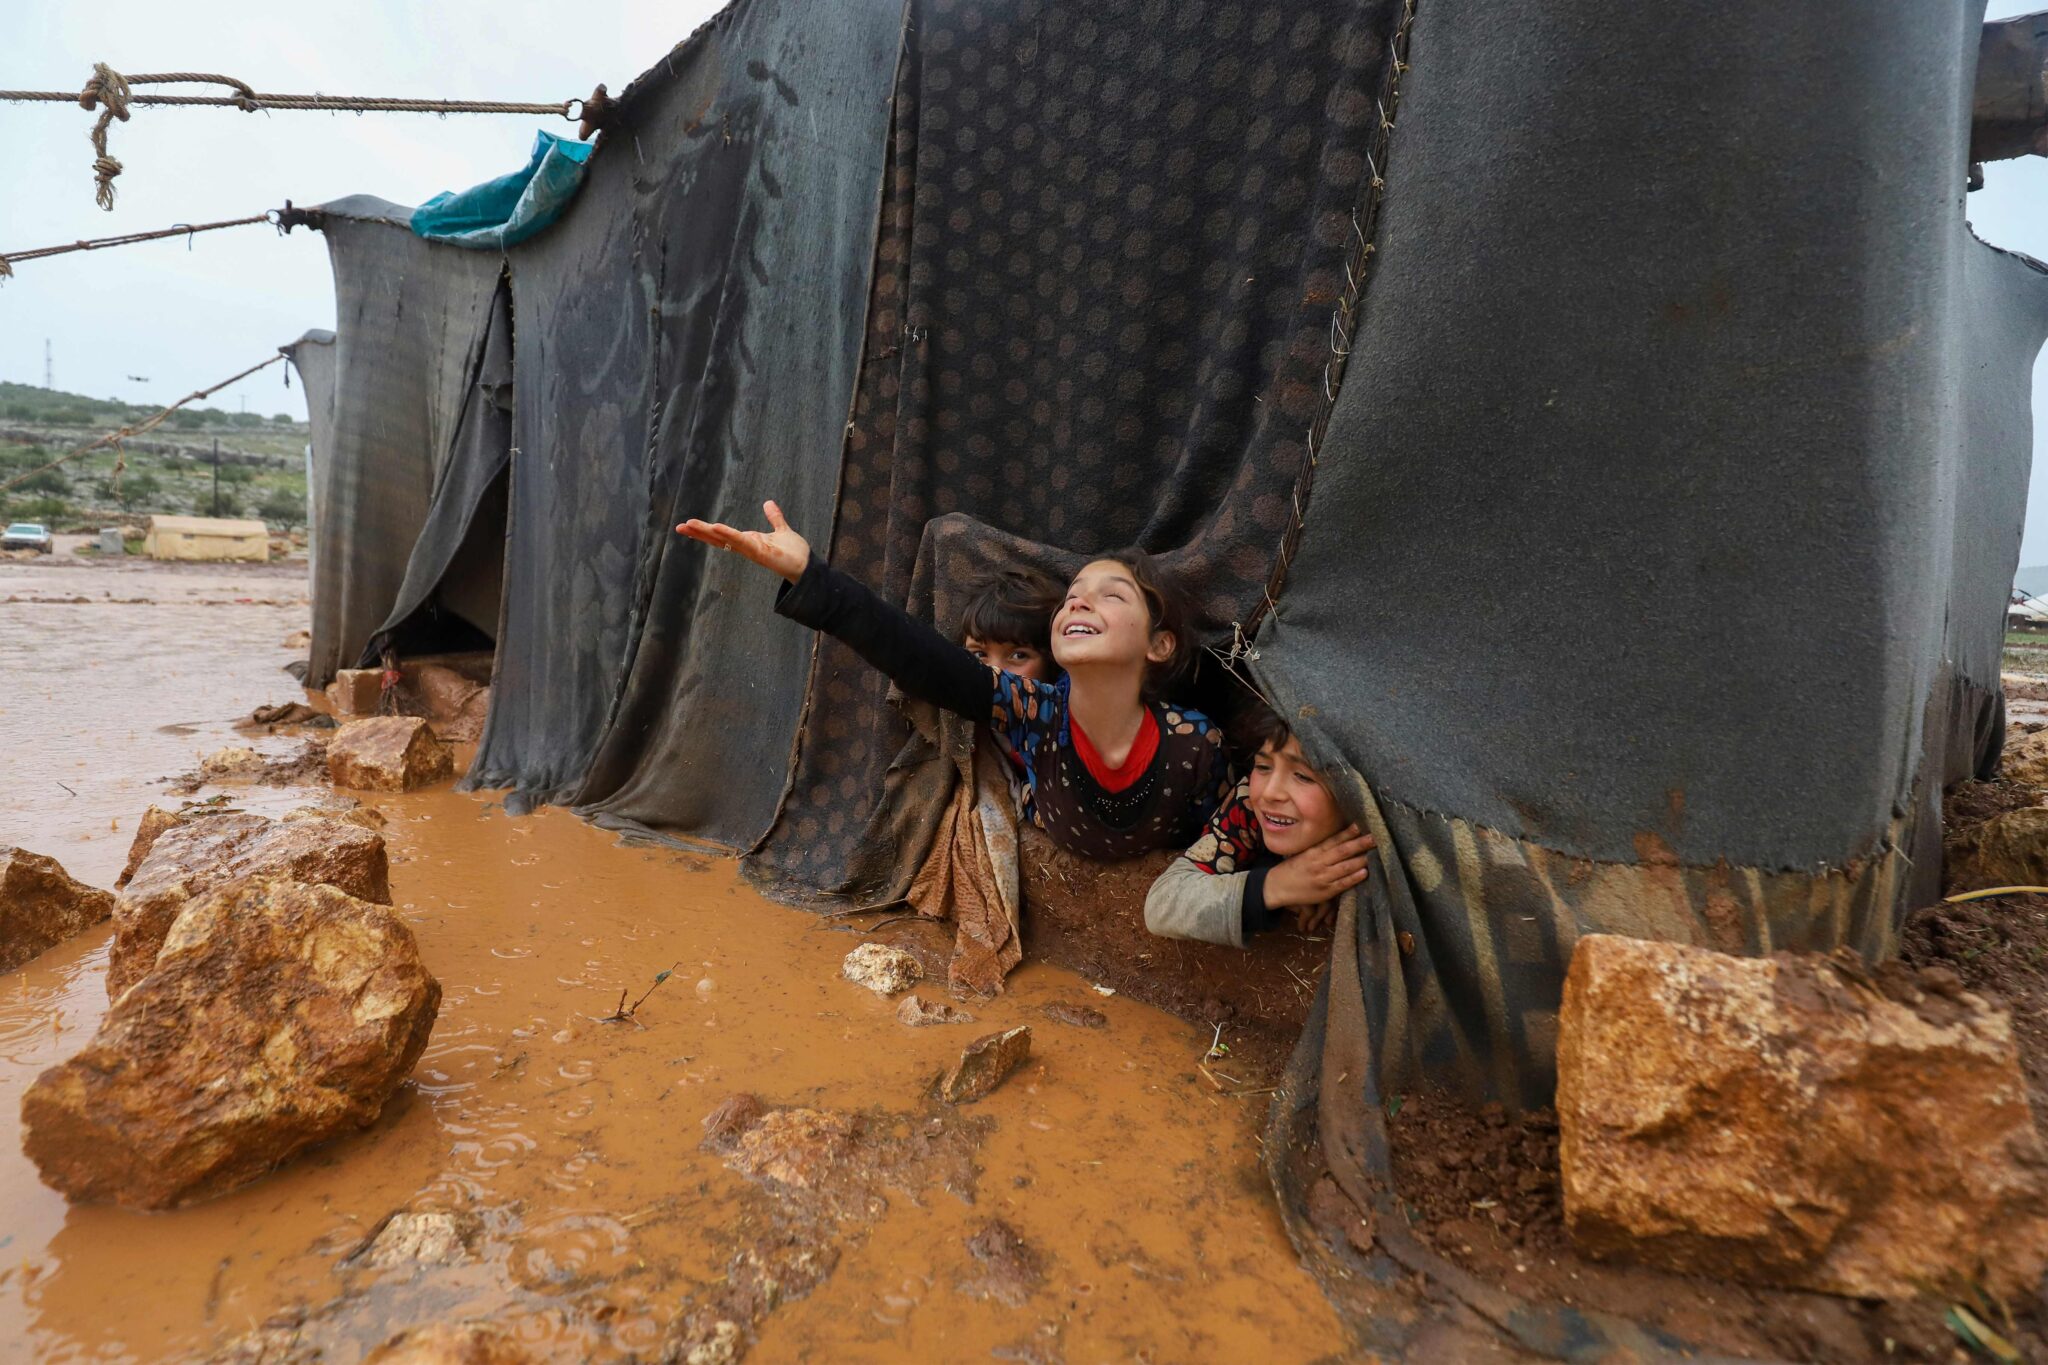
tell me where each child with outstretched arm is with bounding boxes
[1145,706,1376,946]
[677,502,1232,858]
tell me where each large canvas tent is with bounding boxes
[286,0,2048,1350]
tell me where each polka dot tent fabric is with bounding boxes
[752,0,1405,896]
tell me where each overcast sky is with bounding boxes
[8,3,2048,558]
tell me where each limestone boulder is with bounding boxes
[2000,727,2048,788]
[1945,805,2048,893]
[110,812,390,999]
[940,1026,1032,1104]
[328,717,454,793]
[22,876,440,1209]
[1,847,115,973]
[116,805,185,888]
[1556,934,2048,1299]
[411,664,491,744]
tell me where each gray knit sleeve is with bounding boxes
[1143,856,1250,948]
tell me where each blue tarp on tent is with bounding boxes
[411,131,595,250]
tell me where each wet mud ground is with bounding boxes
[0,558,1344,1363]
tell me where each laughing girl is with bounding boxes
[677,502,1233,858]
[1144,706,1375,947]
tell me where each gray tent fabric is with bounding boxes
[462,0,904,839]
[365,278,514,652]
[291,199,503,687]
[1255,0,2048,1347]
[280,328,336,631]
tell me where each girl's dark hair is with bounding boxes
[958,568,1061,654]
[1082,548,1194,699]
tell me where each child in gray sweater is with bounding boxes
[1143,707,1375,947]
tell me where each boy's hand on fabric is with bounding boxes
[1263,825,1375,910]
[676,500,812,582]
[1290,900,1337,935]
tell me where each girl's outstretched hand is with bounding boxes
[676,500,812,583]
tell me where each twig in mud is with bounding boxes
[598,962,681,1023]
[1203,1021,1231,1062]
[54,781,75,797]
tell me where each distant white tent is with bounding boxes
[2008,594,2048,628]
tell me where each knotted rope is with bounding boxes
[0,210,288,281]
[0,352,287,496]
[1,64,607,210]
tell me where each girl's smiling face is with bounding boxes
[1052,560,1176,675]
[1248,736,1342,856]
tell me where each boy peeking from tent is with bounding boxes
[676,501,1233,859]
[1145,707,1375,948]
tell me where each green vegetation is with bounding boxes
[0,379,309,531]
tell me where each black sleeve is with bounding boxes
[773,554,993,720]
[1240,866,1278,935]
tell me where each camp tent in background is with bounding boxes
[141,514,269,563]
[280,0,2048,1351]
[2010,594,2048,631]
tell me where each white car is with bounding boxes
[1,523,52,554]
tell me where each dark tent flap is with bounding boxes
[1257,0,2048,875]
[463,0,905,825]
[364,277,515,655]
[297,200,504,687]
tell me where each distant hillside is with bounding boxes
[0,380,300,434]
[2020,565,2048,598]
[0,381,310,532]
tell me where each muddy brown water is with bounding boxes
[0,560,1343,1362]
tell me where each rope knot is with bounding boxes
[80,62,131,119]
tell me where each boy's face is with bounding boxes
[1248,736,1343,856]
[966,635,1054,682]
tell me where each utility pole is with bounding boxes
[212,437,221,517]
[44,340,53,391]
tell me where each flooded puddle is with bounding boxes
[0,559,1343,1362]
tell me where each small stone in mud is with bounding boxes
[1041,1000,1107,1029]
[351,1210,479,1269]
[897,992,974,1026]
[325,668,384,718]
[200,745,265,777]
[0,846,116,973]
[701,1092,767,1149]
[364,1321,534,1364]
[1306,1174,1377,1255]
[327,716,454,792]
[940,1025,1032,1104]
[726,1108,858,1189]
[249,701,321,727]
[958,1217,1048,1306]
[841,942,922,995]
[284,803,387,831]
